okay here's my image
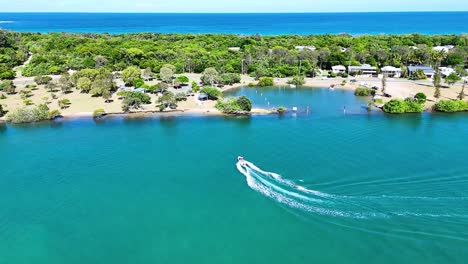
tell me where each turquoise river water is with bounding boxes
[1,87,468,263]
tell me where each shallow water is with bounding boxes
[1,88,468,263]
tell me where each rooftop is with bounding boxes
[332,65,346,69]
[408,65,434,71]
[408,65,435,74]
[382,66,402,72]
[433,45,455,52]
[295,46,316,51]
[348,64,377,70]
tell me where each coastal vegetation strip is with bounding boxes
[0,31,466,79]
[0,31,467,122]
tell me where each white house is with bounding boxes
[381,66,403,78]
[332,65,347,74]
[408,65,435,78]
[348,64,378,76]
[433,45,455,53]
[295,46,316,51]
[439,67,455,77]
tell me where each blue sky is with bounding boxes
[2,0,468,12]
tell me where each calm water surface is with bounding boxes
[1,88,468,263]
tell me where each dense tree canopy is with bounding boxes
[0,31,467,79]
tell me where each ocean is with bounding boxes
[0,12,467,35]
[1,87,468,263]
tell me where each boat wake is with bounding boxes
[237,159,468,220]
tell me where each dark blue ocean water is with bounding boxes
[0,12,467,35]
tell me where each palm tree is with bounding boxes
[381,74,387,95]
[458,83,465,100]
[433,70,442,101]
[430,50,446,69]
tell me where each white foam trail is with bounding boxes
[240,163,354,218]
[236,159,468,219]
[237,161,380,219]
[0,21,14,24]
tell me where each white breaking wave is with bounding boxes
[236,159,468,219]
[0,21,14,24]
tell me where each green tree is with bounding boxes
[236,96,252,111]
[287,75,305,86]
[6,104,59,123]
[46,81,58,93]
[20,90,33,99]
[142,68,153,81]
[133,78,145,88]
[71,69,99,85]
[220,73,241,85]
[414,92,427,104]
[160,66,174,84]
[445,73,461,86]
[1,80,16,94]
[157,91,177,111]
[76,77,92,93]
[430,50,446,68]
[48,109,61,119]
[59,73,73,93]
[93,108,106,118]
[122,66,141,86]
[90,72,115,96]
[94,55,108,69]
[354,87,375,96]
[434,100,468,112]
[0,104,5,117]
[383,99,407,114]
[34,75,52,85]
[162,64,176,73]
[58,98,71,109]
[102,89,112,103]
[200,87,222,100]
[122,97,142,112]
[258,77,274,87]
[404,98,424,113]
[157,82,169,93]
[173,79,181,88]
[410,69,427,80]
[191,81,200,92]
[119,91,151,112]
[0,64,15,80]
[176,75,190,84]
[215,96,252,114]
[201,68,220,86]
[174,92,188,102]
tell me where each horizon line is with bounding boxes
[1,11,468,14]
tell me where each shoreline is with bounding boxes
[2,75,467,123]
[0,106,274,122]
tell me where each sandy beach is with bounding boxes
[1,73,466,121]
